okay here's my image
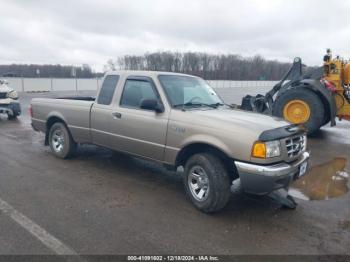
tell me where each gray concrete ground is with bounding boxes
[0,90,349,256]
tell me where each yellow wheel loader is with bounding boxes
[241,49,350,134]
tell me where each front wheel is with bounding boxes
[48,122,76,159]
[184,153,231,213]
[7,103,21,120]
[7,113,18,120]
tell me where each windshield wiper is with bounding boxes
[173,102,224,111]
[211,102,225,107]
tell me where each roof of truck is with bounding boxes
[105,70,197,78]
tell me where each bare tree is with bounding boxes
[104,59,117,71]
[106,51,311,80]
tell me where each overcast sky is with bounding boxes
[0,0,349,71]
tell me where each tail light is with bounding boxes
[321,79,336,92]
[29,104,33,118]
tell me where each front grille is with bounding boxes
[285,135,306,158]
[0,92,7,99]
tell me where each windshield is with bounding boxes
[158,75,223,108]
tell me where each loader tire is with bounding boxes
[272,87,325,135]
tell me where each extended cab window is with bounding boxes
[120,79,158,109]
[97,75,120,105]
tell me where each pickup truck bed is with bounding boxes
[32,98,93,143]
[57,96,96,101]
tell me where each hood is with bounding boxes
[0,83,13,93]
[182,107,290,134]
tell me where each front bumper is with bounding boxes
[0,101,21,116]
[234,152,310,195]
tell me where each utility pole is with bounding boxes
[71,66,77,94]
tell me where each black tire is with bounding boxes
[7,114,17,120]
[321,110,331,127]
[272,87,325,135]
[48,122,76,159]
[184,153,231,213]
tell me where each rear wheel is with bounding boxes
[184,153,231,213]
[273,87,325,134]
[48,122,76,159]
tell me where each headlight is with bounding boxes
[252,140,281,158]
[6,90,18,99]
[265,140,281,158]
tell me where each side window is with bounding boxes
[97,75,119,105]
[120,79,158,109]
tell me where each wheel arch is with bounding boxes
[175,142,238,181]
[45,115,68,145]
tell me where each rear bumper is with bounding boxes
[0,102,21,116]
[234,152,310,195]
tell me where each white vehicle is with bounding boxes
[0,79,21,119]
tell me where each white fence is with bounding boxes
[207,80,278,89]
[5,77,102,92]
[4,78,277,96]
[3,77,277,104]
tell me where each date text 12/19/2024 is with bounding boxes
[127,256,219,261]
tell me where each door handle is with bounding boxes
[112,112,122,119]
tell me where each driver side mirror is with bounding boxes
[140,99,164,113]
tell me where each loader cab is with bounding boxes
[322,49,350,118]
[323,49,343,90]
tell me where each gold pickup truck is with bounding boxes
[31,71,309,212]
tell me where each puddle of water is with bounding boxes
[289,158,349,201]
